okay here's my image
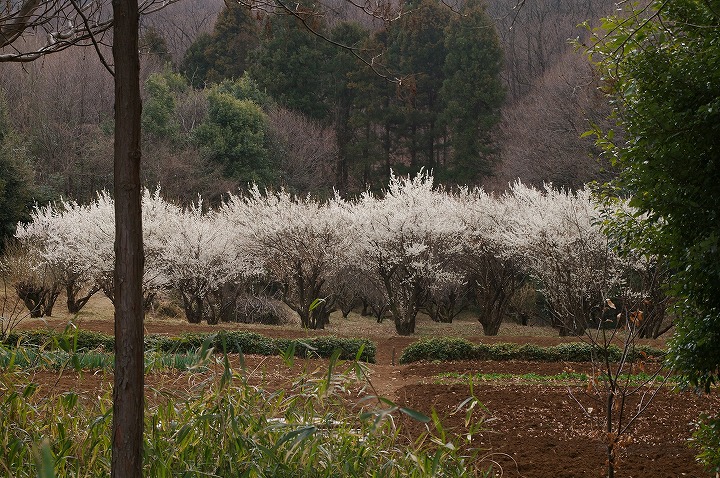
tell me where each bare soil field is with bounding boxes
[11,301,720,478]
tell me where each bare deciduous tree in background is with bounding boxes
[140,0,224,62]
[490,50,616,190]
[267,106,338,194]
[0,0,177,63]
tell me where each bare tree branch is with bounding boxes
[0,0,181,63]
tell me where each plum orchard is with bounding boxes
[9,174,667,336]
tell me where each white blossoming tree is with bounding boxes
[158,197,259,324]
[221,187,352,329]
[348,172,466,335]
[8,173,667,338]
[498,183,628,336]
[14,189,175,314]
[451,187,523,335]
[1,238,60,317]
[15,196,108,314]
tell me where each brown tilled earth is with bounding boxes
[14,314,720,478]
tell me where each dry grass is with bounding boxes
[12,292,564,339]
[7,284,666,346]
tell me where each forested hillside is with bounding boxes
[0,0,618,242]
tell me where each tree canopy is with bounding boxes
[180,3,260,88]
[591,0,720,391]
[0,92,35,250]
[179,0,505,191]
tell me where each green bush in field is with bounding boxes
[398,337,664,364]
[1,329,377,365]
[4,329,115,351]
[0,357,488,477]
[399,337,475,363]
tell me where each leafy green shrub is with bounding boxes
[486,343,521,360]
[3,329,114,351]
[3,330,47,347]
[217,331,277,355]
[66,330,115,351]
[515,344,559,361]
[691,414,720,474]
[398,337,475,363]
[553,343,595,362]
[399,338,665,364]
[293,337,376,363]
[3,330,377,364]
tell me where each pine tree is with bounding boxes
[440,0,505,182]
[249,6,332,121]
[385,0,451,173]
[180,3,259,88]
[326,21,371,192]
[0,93,35,249]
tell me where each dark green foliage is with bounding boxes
[401,337,475,362]
[2,329,376,363]
[326,21,372,191]
[691,414,720,474]
[213,74,273,109]
[249,9,332,121]
[180,33,214,88]
[193,77,276,185]
[142,69,188,141]
[278,336,376,363]
[180,3,260,88]
[140,26,172,64]
[0,95,36,247]
[155,331,277,356]
[591,0,720,391]
[244,0,504,189]
[384,0,451,175]
[399,337,476,363]
[3,329,115,351]
[398,337,663,364]
[439,0,505,181]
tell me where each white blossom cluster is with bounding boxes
[10,174,659,335]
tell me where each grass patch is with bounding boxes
[436,371,590,385]
[435,371,676,386]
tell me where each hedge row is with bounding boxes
[398,337,665,364]
[2,330,376,363]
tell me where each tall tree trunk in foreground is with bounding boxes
[111,0,144,476]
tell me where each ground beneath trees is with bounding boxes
[16,315,720,478]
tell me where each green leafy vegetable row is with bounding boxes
[2,329,376,363]
[399,337,664,364]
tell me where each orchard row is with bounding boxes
[7,173,667,336]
